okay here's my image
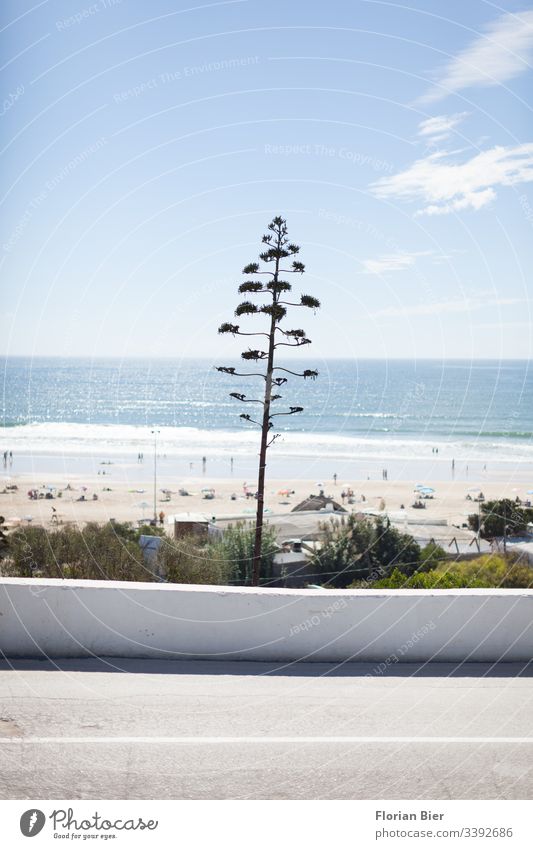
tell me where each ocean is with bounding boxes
[1,357,532,481]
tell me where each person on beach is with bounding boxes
[230,457,234,473]
[158,510,165,526]
[202,456,207,474]
[333,473,337,485]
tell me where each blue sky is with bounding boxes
[1,0,532,360]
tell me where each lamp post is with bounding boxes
[151,429,160,523]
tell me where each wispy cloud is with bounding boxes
[418,112,469,145]
[431,249,467,264]
[361,251,431,274]
[374,296,524,319]
[371,143,533,215]
[420,10,533,103]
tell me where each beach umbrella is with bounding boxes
[136,500,151,518]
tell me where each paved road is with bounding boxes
[1,659,532,799]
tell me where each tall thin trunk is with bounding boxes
[251,243,281,586]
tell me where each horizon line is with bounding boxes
[1,354,531,363]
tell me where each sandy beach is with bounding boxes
[1,463,531,533]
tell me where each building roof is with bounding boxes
[170,512,210,524]
[291,494,347,514]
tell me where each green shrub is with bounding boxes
[315,514,421,588]
[154,523,277,585]
[1,523,153,582]
[207,521,278,585]
[155,536,233,585]
[367,554,533,589]
[0,515,8,559]
[418,542,447,572]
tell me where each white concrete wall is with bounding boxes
[1,578,533,662]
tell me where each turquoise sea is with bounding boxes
[1,357,532,481]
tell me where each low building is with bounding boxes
[169,513,222,541]
[272,538,322,587]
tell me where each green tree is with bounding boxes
[468,499,533,538]
[313,514,421,588]
[216,216,319,586]
[208,521,278,585]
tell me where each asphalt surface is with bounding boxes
[0,658,532,799]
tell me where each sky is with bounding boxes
[1,0,532,360]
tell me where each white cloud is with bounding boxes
[371,143,533,215]
[374,296,524,319]
[431,249,467,264]
[361,251,431,274]
[420,10,533,103]
[418,112,469,144]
